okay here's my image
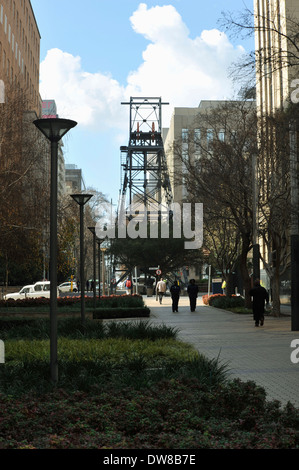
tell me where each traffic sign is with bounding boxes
[156,269,162,275]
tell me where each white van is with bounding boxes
[4,281,57,300]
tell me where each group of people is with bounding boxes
[156,276,270,328]
[156,277,199,313]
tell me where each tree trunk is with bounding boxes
[239,242,251,308]
[271,268,281,317]
[226,272,234,296]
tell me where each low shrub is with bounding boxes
[0,376,297,449]
[93,307,150,319]
[203,294,245,309]
[0,316,298,449]
[0,318,178,341]
[0,294,144,309]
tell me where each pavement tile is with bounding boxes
[143,294,299,408]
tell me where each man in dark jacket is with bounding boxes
[249,279,269,327]
[170,281,180,312]
[187,279,199,312]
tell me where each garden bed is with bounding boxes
[93,307,150,319]
[0,294,150,319]
[0,317,298,449]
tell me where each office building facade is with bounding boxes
[254,0,299,115]
[0,0,40,114]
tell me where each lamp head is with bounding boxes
[33,118,77,142]
[71,193,93,206]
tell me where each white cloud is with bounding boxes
[39,48,127,130]
[127,4,245,123]
[39,3,245,130]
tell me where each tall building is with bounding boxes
[163,101,255,202]
[254,0,299,305]
[0,0,41,114]
[65,164,84,193]
[163,106,198,203]
[254,0,299,115]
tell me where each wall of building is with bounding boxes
[0,0,40,114]
[254,0,299,115]
[163,107,199,203]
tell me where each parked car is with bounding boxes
[3,285,36,300]
[58,281,78,293]
[3,281,60,301]
[3,281,53,300]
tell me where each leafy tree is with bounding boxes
[108,218,204,280]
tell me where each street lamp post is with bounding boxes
[71,194,93,324]
[252,154,260,282]
[101,247,107,295]
[88,226,97,311]
[289,121,299,331]
[96,238,102,298]
[33,118,77,383]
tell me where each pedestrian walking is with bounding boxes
[187,279,199,312]
[170,281,180,312]
[86,280,90,292]
[156,278,167,304]
[249,279,269,327]
[125,277,132,295]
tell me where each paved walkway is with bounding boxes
[143,294,299,409]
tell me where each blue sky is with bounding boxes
[31,0,254,205]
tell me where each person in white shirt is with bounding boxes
[156,278,167,304]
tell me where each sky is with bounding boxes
[31,0,254,205]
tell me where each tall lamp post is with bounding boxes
[101,247,107,295]
[33,117,77,383]
[290,121,299,331]
[71,193,93,324]
[96,237,103,297]
[252,154,260,282]
[88,226,97,311]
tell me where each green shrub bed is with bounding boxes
[203,294,246,309]
[0,378,297,449]
[93,307,150,319]
[0,294,144,309]
[0,294,148,319]
[0,317,298,449]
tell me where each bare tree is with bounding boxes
[0,81,50,286]
[170,100,257,307]
[220,4,299,89]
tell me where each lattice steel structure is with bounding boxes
[120,97,173,212]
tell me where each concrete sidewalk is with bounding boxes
[143,294,299,409]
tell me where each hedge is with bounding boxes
[202,294,245,309]
[93,307,150,319]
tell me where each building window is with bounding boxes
[194,129,201,158]
[218,129,225,141]
[207,129,213,144]
[182,128,188,142]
